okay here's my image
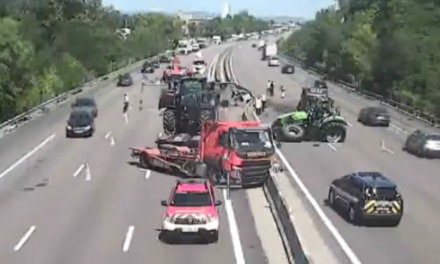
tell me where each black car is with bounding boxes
[71,96,98,117]
[153,61,160,68]
[327,171,403,226]
[357,106,390,126]
[159,55,171,63]
[117,73,133,86]
[141,62,154,73]
[281,65,294,74]
[66,109,95,138]
[403,130,440,158]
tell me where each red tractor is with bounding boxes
[130,120,277,188]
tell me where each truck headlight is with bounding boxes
[66,125,72,130]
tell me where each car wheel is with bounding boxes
[327,188,335,207]
[348,205,361,225]
[210,231,219,243]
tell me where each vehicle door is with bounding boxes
[203,125,225,167]
[408,130,422,151]
[333,176,351,208]
[218,131,233,172]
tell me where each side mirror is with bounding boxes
[215,200,222,206]
[161,200,168,206]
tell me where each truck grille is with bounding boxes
[240,160,271,185]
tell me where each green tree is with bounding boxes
[197,11,269,38]
[0,0,183,122]
[281,0,440,116]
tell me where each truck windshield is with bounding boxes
[232,130,273,148]
[178,44,187,48]
[171,192,212,207]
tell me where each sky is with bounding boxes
[102,0,335,19]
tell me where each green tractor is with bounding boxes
[271,106,347,143]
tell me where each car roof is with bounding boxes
[351,171,396,188]
[76,96,94,101]
[175,179,209,193]
[364,106,388,112]
[70,108,92,116]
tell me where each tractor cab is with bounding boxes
[297,87,332,111]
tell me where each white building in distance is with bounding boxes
[221,2,231,18]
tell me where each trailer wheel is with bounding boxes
[140,153,150,168]
[163,109,176,135]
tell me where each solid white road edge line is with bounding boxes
[0,134,56,180]
[228,50,362,264]
[122,226,135,252]
[222,189,246,264]
[14,226,36,251]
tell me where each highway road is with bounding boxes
[231,42,440,264]
[0,45,268,264]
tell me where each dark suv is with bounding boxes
[327,171,403,226]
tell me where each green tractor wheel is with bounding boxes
[281,124,305,142]
[321,121,346,143]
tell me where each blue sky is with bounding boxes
[102,0,335,19]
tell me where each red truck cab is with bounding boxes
[200,121,276,188]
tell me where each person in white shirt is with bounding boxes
[255,96,262,115]
[261,93,267,111]
[123,93,129,113]
[280,85,286,98]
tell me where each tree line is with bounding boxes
[188,11,269,38]
[281,0,440,117]
[0,0,183,122]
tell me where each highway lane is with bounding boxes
[232,42,440,264]
[0,45,266,264]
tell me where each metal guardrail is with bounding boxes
[222,47,309,264]
[280,54,440,129]
[0,54,165,134]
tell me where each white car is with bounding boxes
[192,44,200,52]
[268,57,280,66]
[192,59,206,74]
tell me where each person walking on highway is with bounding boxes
[123,93,129,113]
[261,93,267,111]
[255,96,263,115]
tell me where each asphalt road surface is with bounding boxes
[231,41,440,264]
[0,45,267,264]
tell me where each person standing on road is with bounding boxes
[255,96,263,115]
[261,93,267,111]
[280,85,286,98]
[123,93,129,113]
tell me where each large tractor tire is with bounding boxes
[163,109,176,135]
[322,121,346,143]
[281,124,305,142]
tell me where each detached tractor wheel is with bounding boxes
[322,122,346,143]
[281,124,305,142]
[163,109,176,135]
